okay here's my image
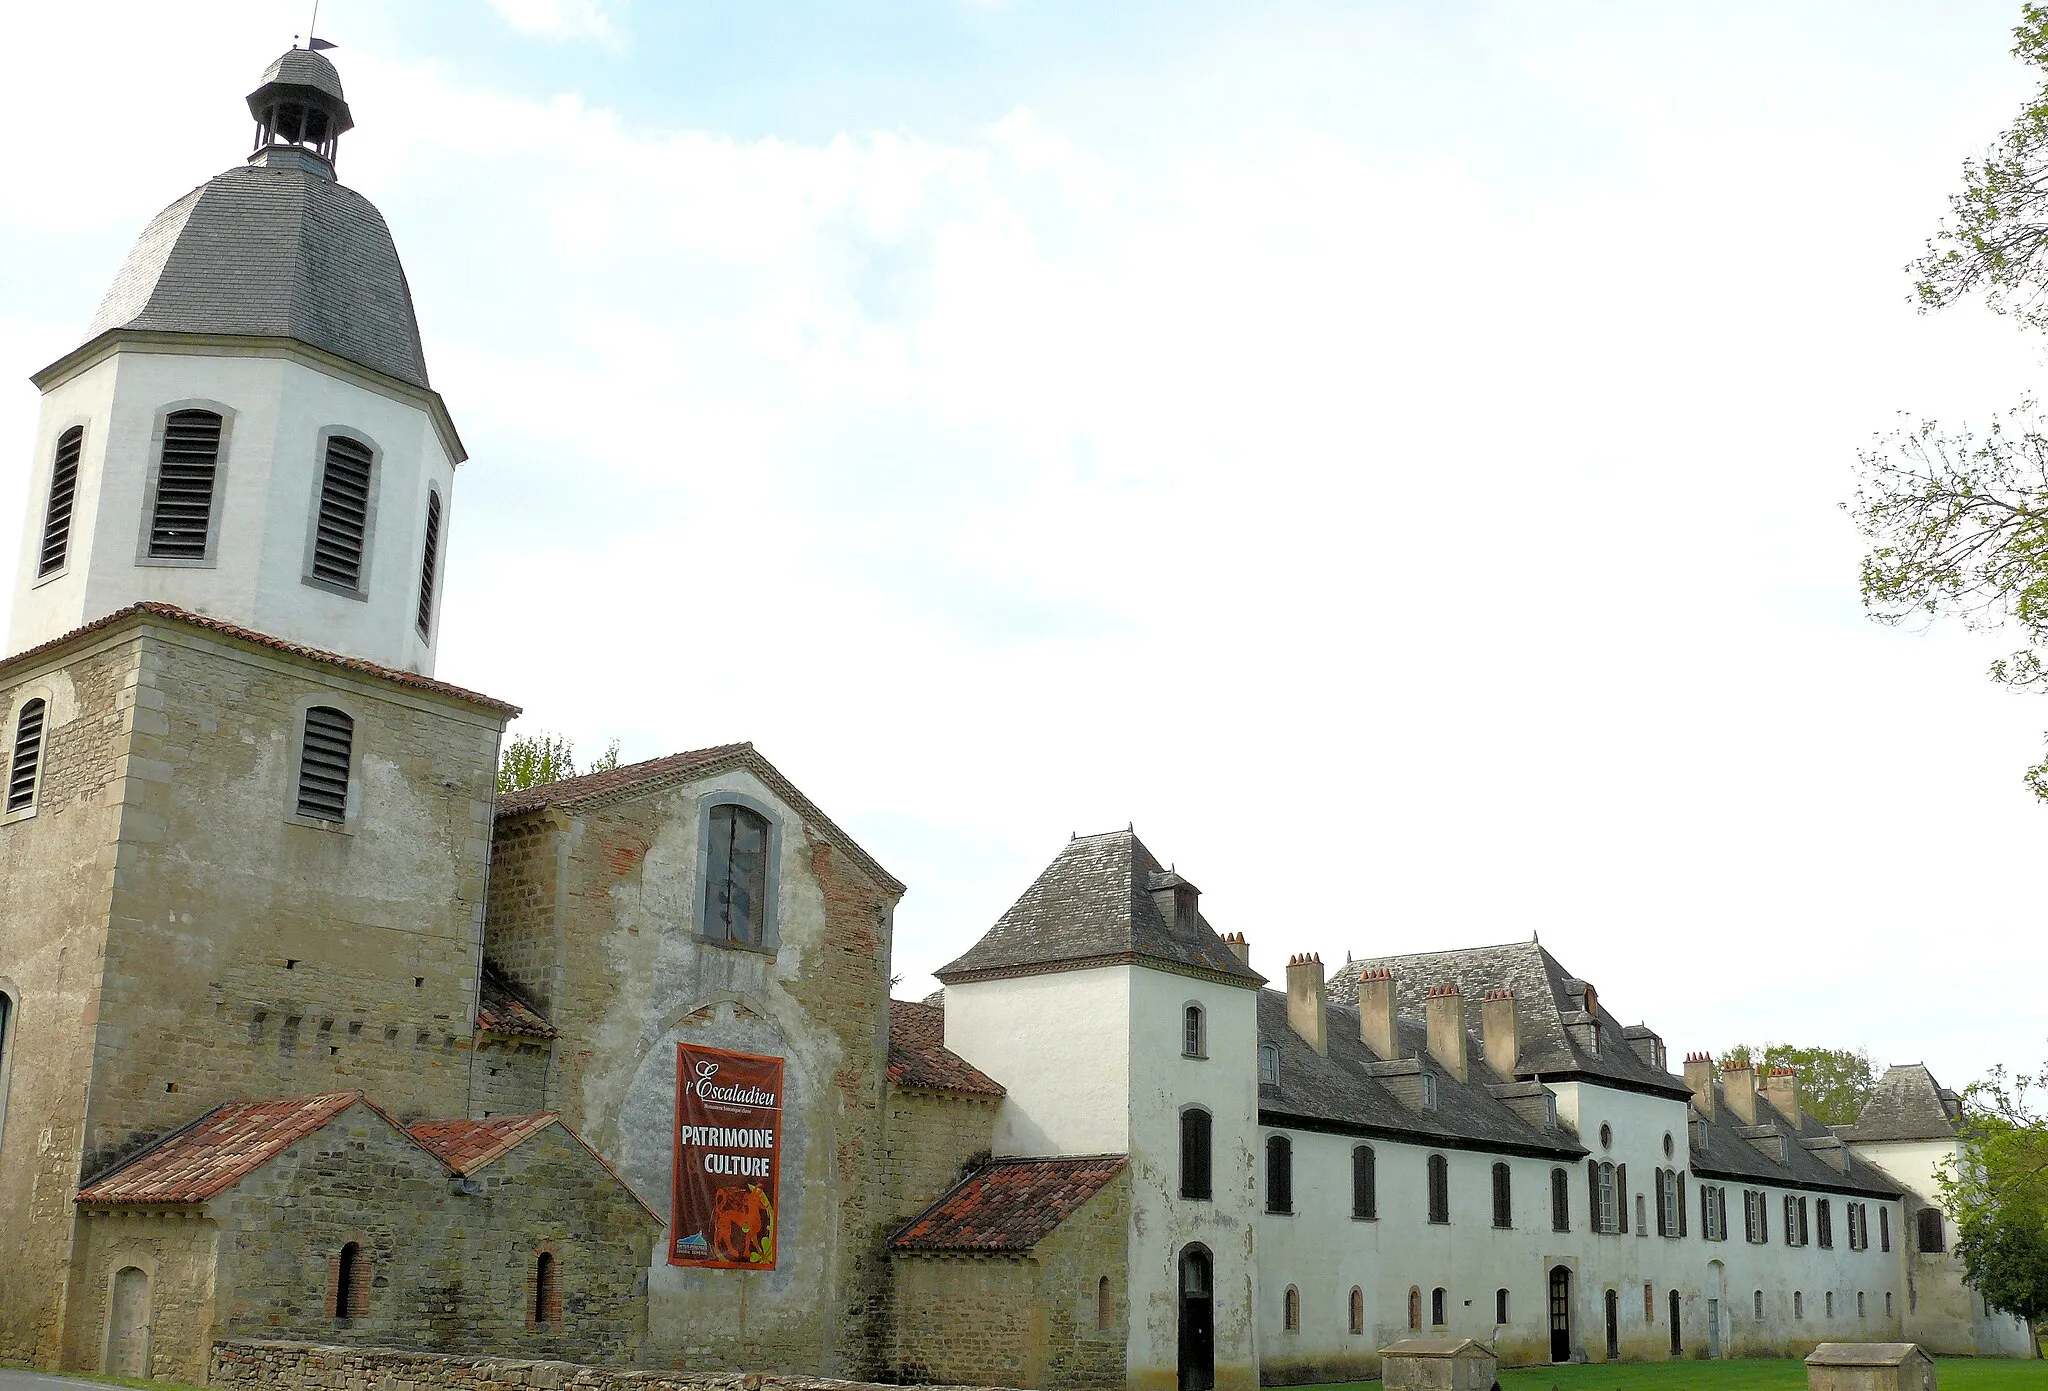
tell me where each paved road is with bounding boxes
[0,1371,127,1391]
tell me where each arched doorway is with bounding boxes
[105,1266,151,1377]
[1548,1266,1572,1363]
[1177,1245,1214,1391]
[1603,1287,1619,1360]
[1706,1259,1726,1359]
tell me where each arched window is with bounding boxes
[39,426,82,577]
[703,802,771,946]
[335,1241,363,1320]
[1917,1208,1945,1253]
[1669,1289,1681,1353]
[1098,1275,1114,1332]
[1491,1161,1512,1228]
[8,700,47,814]
[1265,1134,1293,1214]
[416,490,443,640]
[1794,1291,1804,1319]
[1599,1122,1612,1149]
[1180,1108,1213,1201]
[1885,1292,1893,1317]
[1407,1286,1421,1331]
[1430,1287,1446,1327]
[1551,1166,1570,1232]
[308,433,376,592]
[1183,1003,1206,1058]
[533,1250,557,1326]
[296,706,353,822]
[1496,1288,1509,1324]
[1259,1043,1280,1087]
[146,409,224,560]
[1351,1144,1376,1220]
[1349,1287,1365,1335]
[1825,1291,1834,1319]
[1754,1290,1764,1321]
[1283,1285,1300,1332]
[1427,1152,1449,1224]
[1858,1291,1866,1319]
[1593,1160,1618,1233]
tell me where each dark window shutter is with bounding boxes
[1352,1145,1376,1220]
[1427,1153,1449,1224]
[1588,1160,1601,1232]
[310,435,374,590]
[39,427,82,577]
[416,491,443,639]
[1266,1135,1292,1214]
[1818,1199,1832,1249]
[704,803,771,944]
[1552,1166,1569,1232]
[7,699,46,812]
[295,706,353,821]
[1678,1172,1688,1237]
[1880,1206,1890,1251]
[1180,1110,1212,1201]
[1655,1169,1668,1236]
[1492,1162,1511,1228]
[148,410,224,559]
[1617,1163,1628,1233]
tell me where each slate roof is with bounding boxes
[1328,941,1690,1100]
[1687,1074,1902,1199]
[475,966,556,1039]
[1839,1064,1962,1144]
[408,1114,559,1175]
[254,48,349,111]
[1256,990,1585,1159]
[890,1156,1127,1252]
[496,742,904,895]
[77,1093,366,1203]
[887,999,1004,1097]
[85,160,430,389]
[937,830,1265,987]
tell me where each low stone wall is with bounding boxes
[209,1339,1001,1391]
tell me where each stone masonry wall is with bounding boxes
[62,1211,219,1384]
[879,1090,997,1231]
[483,810,563,1013]
[0,634,142,1368]
[470,1036,556,1118]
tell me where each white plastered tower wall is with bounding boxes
[13,345,455,672]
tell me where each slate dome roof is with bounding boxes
[256,47,348,107]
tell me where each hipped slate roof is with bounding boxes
[1839,1064,1962,1144]
[475,965,556,1039]
[890,1156,1127,1252]
[77,1093,368,1203]
[1687,1075,1901,1198]
[86,162,431,389]
[938,830,1264,986]
[1329,941,1690,1099]
[496,742,903,895]
[887,999,1004,1097]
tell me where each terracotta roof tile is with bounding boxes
[1,602,518,716]
[77,1093,363,1204]
[888,1000,1004,1097]
[890,1155,1126,1252]
[408,1114,558,1175]
[475,965,556,1038]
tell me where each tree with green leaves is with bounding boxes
[496,731,621,794]
[1937,1057,2048,1355]
[1850,4,2048,796]
[1719,1043,1881,1127]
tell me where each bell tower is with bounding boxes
[9,46,463,675]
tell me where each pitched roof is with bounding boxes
[475,965,556,1038]
[1840,1064,1963,1144]
[1688,1075,1902,1198]
[495,742,903,895]
[0,602,519,716]
[890,1156,1127,1252]
[77,1093,364,1203]
[1328,941,1690,1099]
[888,999,1004,1097]
[937,830,1264,987]
[407,1114,559,1175]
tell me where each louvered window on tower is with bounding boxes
[310,435,374,590]
[148,410,224,559]
[7,700,46,813]
[416,491,442,638]
[295,706,353,822]
[39,427,82,577]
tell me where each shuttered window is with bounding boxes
[1427,1153,1450,1224]
[703,803,771,945]
[1552,1166,1570,1231]
[39,427,82,577]
[148,410,224,559]
[295,706,353,822]
[7,700,46,812]
[1818,1198,1834,1249]
[1880,1206,1891,1252]
[1352,1145,1377,1220]
[1266,1135,1293,1214]
[416,491,442,638]
[1491,1162,1512,1228]
[310,435,374,590]
[1180,1109,1212,1201]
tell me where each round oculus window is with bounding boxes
[1663,1132,1675,1158]
[1599,1122,1613,1149]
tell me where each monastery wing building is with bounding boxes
[0,44,2032,1391]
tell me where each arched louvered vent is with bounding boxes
[148,410,224,559]
[8,700,46,812]
[310,435,374,590]
[416,491,442,639]
[296,706,353,822]
[39,427,83,577]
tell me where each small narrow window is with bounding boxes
[1259,1043,1280,1087]
[1669,1289,1682,1353]
[335,1241,363,1320]
[1886,1292,1893,1316]
[148,409,224,559]
[703,802,771,945]
[1917,1208,1945,1253]
[7,700,46,813]
[1644,1282,1654,1321]
[309,434,375,591]
[295,706,353,822]
[416,490,442,639]
[1350,1286,1365,1335]
[1283,1286,1300,1332]
[1826,1291,1834,1319]
[533,1250,557,1325]
[1491,1162,1512,1228]
[1858,1291,1866,1319]
[1352,1144,1377,1220]
[1794,1291,1804,1319]
[39,427,82,577]
[1551,1166,1570,1232]
[1880,1206,1891,1252]
[1098,1275,1114,1332]
[1754,1290,1764,1321]
[1180,1108,1212,1201]
[1182,1003,1206,1058]
[1420,1072,1438,1109]
[1818,1198,1834,1250]
[1266,1134,1293,1214]
[1799,1196,1811,1247]
[1427,1153,1449,1224]
[1430,1287,1446,1327]
[1407,1286,1421,1331]
[1496,1288,1509,1324]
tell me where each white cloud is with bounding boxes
[487,0,622,44]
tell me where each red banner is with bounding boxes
[671,1043,782,1269]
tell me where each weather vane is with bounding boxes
[295,0,338,51]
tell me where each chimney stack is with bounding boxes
[1760,1067,1803,1130]
[1722,1060,1758,1124]
[1481,990,1520,1077]
[1425,985,1468,1084]
[1222,931,1251,967]
[1356,967,1397,1059]
[1286,953,1327,1056]
[1684,1052,1716,1119]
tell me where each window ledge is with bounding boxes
[302,574,370,603]
[286,813,354,836]
[137,554,217,570]
[693,932,777,957]
[0,804,36,827]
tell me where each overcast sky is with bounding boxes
[3,2,2045,1091]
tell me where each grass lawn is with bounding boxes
[1307,1359,2048,1391]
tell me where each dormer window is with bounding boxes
[1259,1044,1279,1087]
[1420,1072,1438,1110]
